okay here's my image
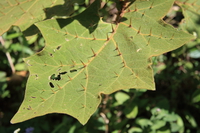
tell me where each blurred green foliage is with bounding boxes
[0,1,200,133]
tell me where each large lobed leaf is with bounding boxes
[11,0,194,125]
[0,0,84,37]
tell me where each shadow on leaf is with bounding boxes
[56,0,101,34]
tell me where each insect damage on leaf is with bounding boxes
[11,0,195,125]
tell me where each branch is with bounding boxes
[0,36,16,74]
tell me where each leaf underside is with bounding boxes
[11,0,194,125]
[0,0,84,37]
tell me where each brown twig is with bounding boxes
[100,112,109,133]
[0,36,15,74]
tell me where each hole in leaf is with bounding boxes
[57,45,61,50]
[59,71,67,75]
[50,74,61,80]
[49,82,54,88]
[70,69,77,73]
[49,53,53,57]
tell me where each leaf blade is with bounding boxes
[11,0,195,125]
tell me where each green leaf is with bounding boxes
[0,71,9,98]
[177,0,200,34]
[192,89,200,103]
[189,49,200,58]
[176,0,200,47]
[0,0,85,37]
[151,120,166,130]
[136,118,153,128]
[125,106,138,119]
[128,127,142,133]
[124,103,138,119]
[115,92,130,105]
[11,0,194,125]
[185,111,197,128]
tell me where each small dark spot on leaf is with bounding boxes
[70,69,77,73]
[49,53,53,57]
[49,82,54,88]
[59,71,67,75]
[31,96,36,98]
[57,45,61,50]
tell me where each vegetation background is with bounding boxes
[0,0,200,133]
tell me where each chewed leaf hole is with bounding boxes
[57,45,61,50]
[50,74,61,80]
[70,69,77,73]
[59,71,67,75]
[49,82,54,88]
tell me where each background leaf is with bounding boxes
[0,0,85,38]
